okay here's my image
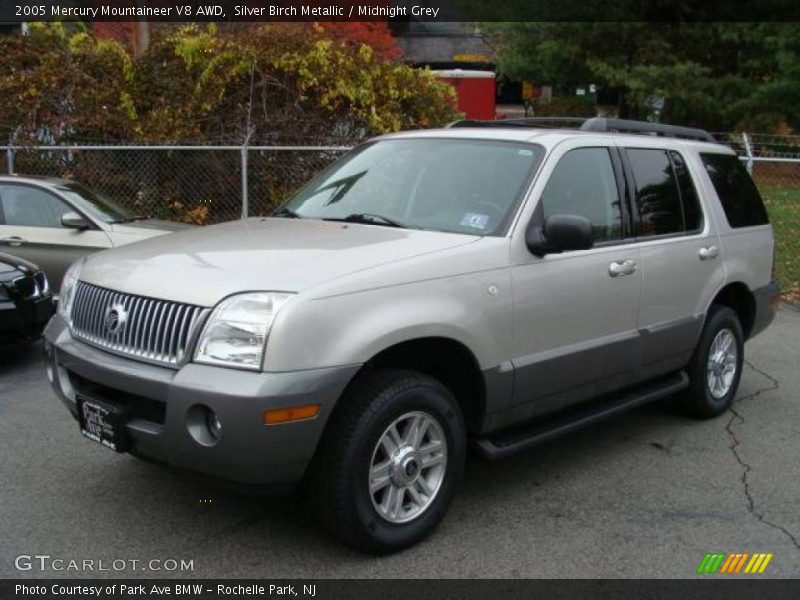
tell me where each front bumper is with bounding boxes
[43,316,360,488]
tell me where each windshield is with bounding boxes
[281,138,543,236]
[53,182,137,224]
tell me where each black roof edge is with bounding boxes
[448,117,716,143]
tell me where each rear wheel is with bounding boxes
[307,369,466,553]
[681,305,744,418]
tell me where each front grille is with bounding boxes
[71,282,207,367]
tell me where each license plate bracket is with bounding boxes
[77,395,130,452]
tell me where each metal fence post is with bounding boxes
[742,132,755,175]
[6,146,14,174]
[241,144,249,219]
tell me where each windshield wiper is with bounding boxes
[325,213,406,228]
[271,206,302,219]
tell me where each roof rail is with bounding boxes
[449,117,587,129]
[580,118,716,142]
[448,117,716,143]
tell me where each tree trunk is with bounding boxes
[133,21,150,58]
[617,89,630,119]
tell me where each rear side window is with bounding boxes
[669,151,703,232]
[626,148,703,237]
[700,153,769,228]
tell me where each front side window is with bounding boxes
[282,139,543,236]
[0,184,71,228]
[53,182,135,224]
[539,147,623,243]
[700,153,769,228]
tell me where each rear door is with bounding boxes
[622,147,725,379]
[0,183,112,290]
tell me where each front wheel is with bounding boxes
[681,305,744,418]
[307,369,466,553]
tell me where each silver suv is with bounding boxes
[44,119,779,553]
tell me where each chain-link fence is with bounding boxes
[2,145,349,224]
[2,136,799,299]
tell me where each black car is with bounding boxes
[0,252,55,343]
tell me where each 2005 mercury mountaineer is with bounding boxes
[44,118,779,552]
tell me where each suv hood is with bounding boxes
[79,218,478,306]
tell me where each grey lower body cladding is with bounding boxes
[43,315,359,488]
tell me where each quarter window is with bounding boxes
[627,148,703,237]
[0,185,72,228]
[540,147,623,243]
[700,153,769,228]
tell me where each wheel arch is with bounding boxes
[707,281,756,339]
[341,336,488,435]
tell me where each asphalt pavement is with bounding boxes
[1,307,798,579]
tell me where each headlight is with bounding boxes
[194,292,293,370]
[58,261,83,325]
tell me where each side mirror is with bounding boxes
[526,214,594,256]
[61,212,90,231]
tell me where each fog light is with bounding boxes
[207,410,222,440]
[186,404,221,447]
[45,364,54,384]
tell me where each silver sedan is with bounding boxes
[0,175,192,292]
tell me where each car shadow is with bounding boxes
[0,340,43,376]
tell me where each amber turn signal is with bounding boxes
[263,404,320,425]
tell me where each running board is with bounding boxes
[474,371,689,459]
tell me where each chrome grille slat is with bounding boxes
[149,301,163,357]
[141,299,156,356]
[85,285,97,336]
[85,285,98,337]
[127,296,142,349]
[177,306,191,362]
[88,286,101,338]
[170,305,181,357]
[161,304,176,360]
[70,282,205,368]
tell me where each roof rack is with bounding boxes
[448,117,716,143]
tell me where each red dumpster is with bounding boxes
[433,70,496,120]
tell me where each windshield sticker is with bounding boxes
[461,213,490,230]
[518,149,534,156]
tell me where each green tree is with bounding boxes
[488,22,800,132]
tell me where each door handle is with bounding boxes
[0,236,25,247]
[699,245,719,260]
[608,259,637,277]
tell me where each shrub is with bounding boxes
[0,23,460,146]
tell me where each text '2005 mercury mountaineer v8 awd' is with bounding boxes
[44,118,779,553]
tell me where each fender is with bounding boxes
[264,267,513,374]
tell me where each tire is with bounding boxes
[307,368,466,553]
[681,305,745,419]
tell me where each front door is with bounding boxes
[0,183,112,290]
[509,144,642,423]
